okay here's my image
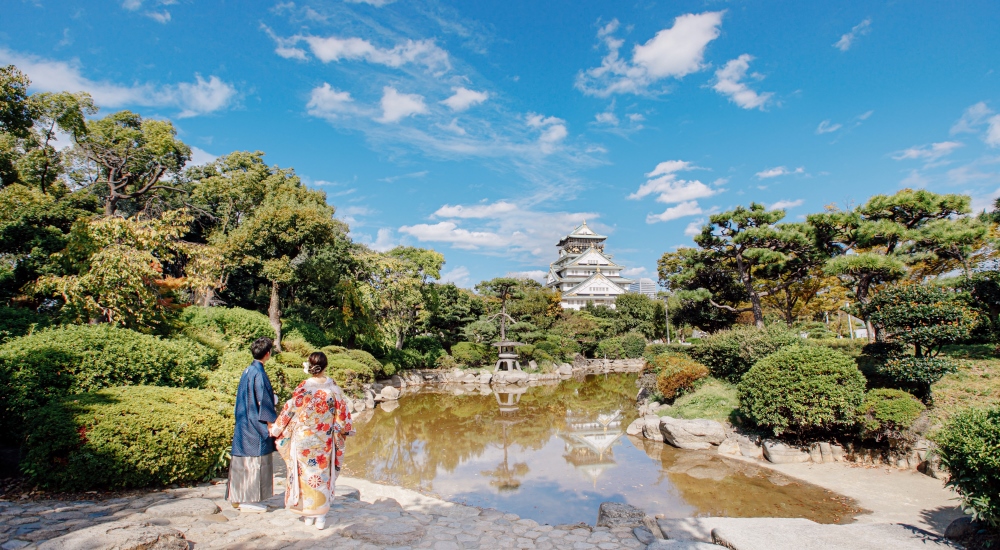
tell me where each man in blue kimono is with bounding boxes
[226,336,279,512]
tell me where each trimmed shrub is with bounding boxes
[451,341,489,367]
[179,306,274,351]
[807,338,867,358]
[282,319,329,348]
[345,349,389,377]
[652,354,709,401]
[327,356,373,395]
[738,345,866,437]
[0,306,51,344]
[859,341,957,400]
[621,332,647,359]
[935,406,1000,529]
[21,386,233,491]
[205,352,309,404]
[436,354,459,370]
[689,324,800,382]
[858,389,926,448]
[0,325,216,442]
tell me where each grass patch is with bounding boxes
[931,345,1000,430]
[659,377,739,423]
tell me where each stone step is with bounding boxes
[710,521,961,550]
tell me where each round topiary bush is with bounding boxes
[935,406,1000,529]
[689,324,800,382]
[21,386,234,491]
[178,306,274,351]
[0,325,216,442]
[857,388,926,448]
[327,355,374,396]
[451,341,488,367]
[651,354,709,401]
[738,345,866,437]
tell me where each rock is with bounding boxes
[808,443,824,463]
[830,443,846,462]
[335,485,361,501]
[633,526,656,545]
[342,521,426,545]
[380,386,400,401]
[460,373,478,384]
[717,438,742,456]
[364,390,375,410]
[353,399,367,412]
[626,418,645,436]
[711,521,961,549]
[647,542,728,550]
[659,417,726,450]
[733,434,763,460]
[762,440,811,464]
[944,517,977,540]
[390,374,405,388]
[36,520,187,550]
[144,498,220,517]
[478,372,493,384]
[595,502,646,528]
[557,364,573,376]
[642,415,663,440]
[372,383,384,392]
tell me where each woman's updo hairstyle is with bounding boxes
[307,352,328,375]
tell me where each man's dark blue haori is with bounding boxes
[231,360,279,457]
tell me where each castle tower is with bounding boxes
[545,221,634,310]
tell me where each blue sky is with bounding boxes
[4,1,1000,287]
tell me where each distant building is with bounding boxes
[627,278,657,299]
[545,221,633,310]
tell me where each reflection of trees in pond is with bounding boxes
[627,435,861,524]
[481,420,530,491]
[343,374,638,492]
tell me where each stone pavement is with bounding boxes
[0,475,962,549]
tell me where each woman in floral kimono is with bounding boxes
[269,351,354,529]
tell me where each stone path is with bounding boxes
[0,473,963,549]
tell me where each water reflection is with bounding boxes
[342,374,861,526]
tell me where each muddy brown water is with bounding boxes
[342,373,863,526]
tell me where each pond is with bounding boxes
[342,374,862,526]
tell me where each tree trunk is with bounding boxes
[105,196,117,217]
[395,330,404,350]
[269,280,283,352]
[783,287,795,326]
[737,256,765,328]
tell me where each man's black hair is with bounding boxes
[251,337,274,360]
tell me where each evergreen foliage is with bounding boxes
[688,324,800,382]
[935,406,1000,529]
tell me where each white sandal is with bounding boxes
[315,516,326,530]
[303,517,315,526]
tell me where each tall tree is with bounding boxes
[691,203,817,327]
[73,111,190,216]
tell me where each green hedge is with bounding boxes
[596,332,646,360]
[0,325,216,442]
[178,306,274,351]
[689,324,800,382]
[0,305,51,344]
[738,345,866,437]
[21,386,233,491]
[935,406,1000,529]
[451,341,490,367]
[857,388,925,448]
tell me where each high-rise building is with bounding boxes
[545,221,633,310]
[627,278,658,299]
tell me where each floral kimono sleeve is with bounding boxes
[331,394,355,471]
[270,383,306,462]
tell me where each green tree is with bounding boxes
[19,92,96,194]
[691,203,816,327]
[0,65,33,138]
[422,283,484,352]
[73,111,191,216]
[614,292,657,338]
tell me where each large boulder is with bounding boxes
[642,415,664,440]
[659,417,727,450]
[557,363,573,376]
[596,502,647,528]
[762,440,811,464]
[378,386,400,401]
[626,418,645,437]
[37,520,187,550]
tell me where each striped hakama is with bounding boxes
[225,454,274,503]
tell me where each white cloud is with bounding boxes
[379,170,428,183]
[146,10,171,23]
[647,200,703,223]
[434,201,518,218]
[440,266,471,287]
[622,267,647,277]
[0,48,235,117]
[185,146,217,167]
[755,166,804,179]
[576,12,724,97]
[683,219,704,236]
[441,87,488,112]
[335,205,374,227]
[816,120,842,134]
[299,35,450,73]
[526,113,568,153]
[595,110,618,125]
[713,54,774,110]
[647,160,695,178]
[399,221,499,250]
[769,199,804,211]
[950,102,1000,148]
[378,86,427,123]
[358,228,396,252]
[261,25,308,60]
[437,118,466,135]
[859,110,874,120]
[345,0,394,5]
[892,141,964,161]
[834,19,872,52]
[629,177,718,203]
[306,83,356,120]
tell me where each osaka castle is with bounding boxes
[545,221,634,310]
